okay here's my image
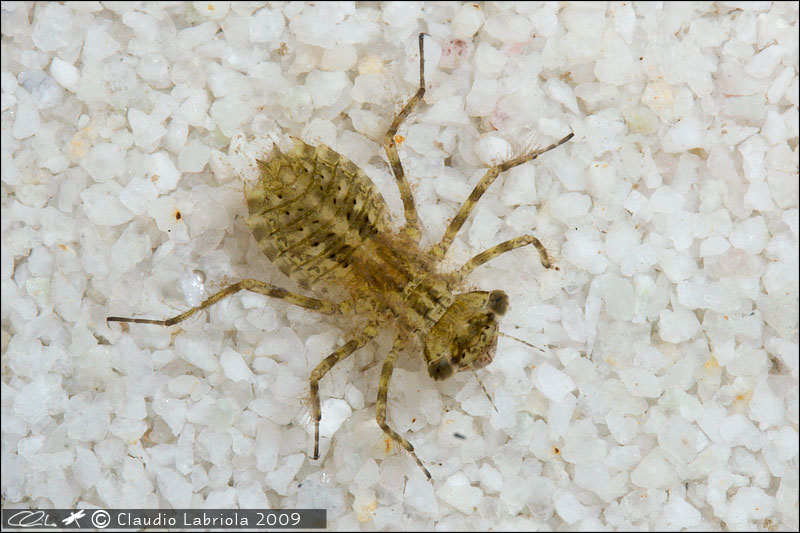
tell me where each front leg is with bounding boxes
[376,343,432,480]
[430,132,574,260]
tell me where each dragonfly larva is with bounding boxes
[108,33,573,480]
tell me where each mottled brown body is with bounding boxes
[108,34,573,480]
[244,139,456,336]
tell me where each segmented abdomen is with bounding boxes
[244,138,390,293]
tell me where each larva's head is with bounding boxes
[424,290,509,381]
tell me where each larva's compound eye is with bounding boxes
[428,358,454,381]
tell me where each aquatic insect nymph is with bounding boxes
[109,33,573,479]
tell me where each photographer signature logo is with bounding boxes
[5,509,105,529]
[6,510,57,528]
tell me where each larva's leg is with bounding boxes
[430,132,574,260]
[457,234,557,278]
[384,32,427,243]
[308,323,377,460]
[376,343,432,480]
[107,279,338,327]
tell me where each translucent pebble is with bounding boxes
[426,95,470,126]
[729,216,770,254]
[176,334,218,373]
[619,367,663,398]
[351,73,387,105]
[658,306,701,343]
[720,414,764,451]
[650,186,686,213]
[238,481,269,508]
[249,7,285,46]
[168,375,199,397]
[544,78,580,114]
[321,44,357,72]
[175,88,209,127]
[80,142,125,183]
[49,57,79,90]
[437,473,483,514]
[699,235,730,257]
[165,120,189,152]
[209,95,251,137]
[534,363,576,402]
[604,223,640,265]
[743,44,785,79]
[548,395,578,443]
[550,193,591,222]
[47,471,75,508]
[474,42,507,78]
[157,468,192,508]
[73,447,102,489]
[630,449,679,489]
[677,279,739,312]
[605,412,639,444]
[772,426,799,461]
[382,1,421,28]
[178,139,210,173]
[729,487,774,522]
[267,454,305,495]
[150,152,181,193]
[354,459,380,489]
[206,488,236,507]
[83,23,120,63]
[484,12,534,43]
[658,249,697,282]
[749,377,785,429]
[109,417,148,444]
[80,182,135,226]
[658,497,702,530]
[111,223,150,273]
[128,108,166,152]
[597,274,635,321]
[763,261,798,297]
[13,380,51,423]
[305,70,350,110]
[13,103,39,139]
[478,464,503,493]
[467,206,502,250]
[584,108,626,155]
[404,473,438,512]
[466,78,499,117]
[562,226,609,274]
[658,416,698,463]
[65,394,110,441]
[662,118,705,153]
[473,134,512,166]
[193,1,229,20]
[119,177,159,215]
[220,348,254,383]
[318,398,352,440]
[18,70,63,108]
[179,270,205,308]
[453,3,484,39]
[31,3,74,52]
[553,489,589,524]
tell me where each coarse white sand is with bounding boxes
[2,2,798,530]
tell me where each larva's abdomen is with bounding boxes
[245,138,390,291]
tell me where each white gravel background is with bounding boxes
[2,2,798,530]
